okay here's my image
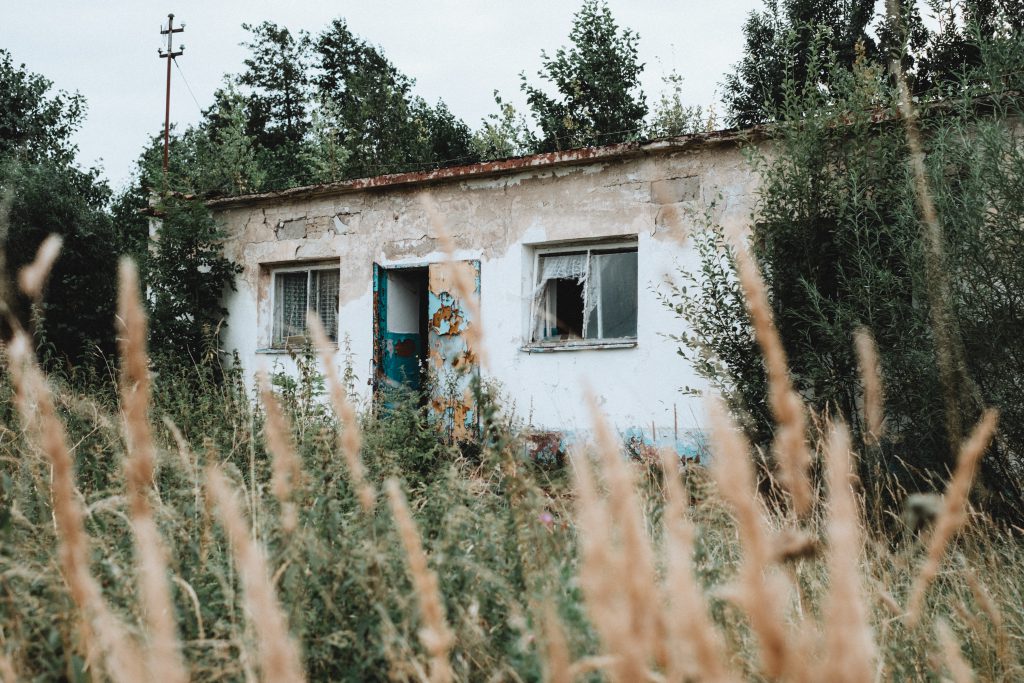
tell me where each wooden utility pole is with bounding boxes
[158,14,185,176]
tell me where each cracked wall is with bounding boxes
[216,140,762,450]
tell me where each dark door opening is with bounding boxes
[374,265,429,395]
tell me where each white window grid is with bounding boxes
[269,263,340,347]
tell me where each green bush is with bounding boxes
[667,27,1024,521]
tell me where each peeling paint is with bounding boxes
[215,132,767,445]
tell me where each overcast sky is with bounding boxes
[1,1,760,191]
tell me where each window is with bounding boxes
[530,243,638,345]
[271,265,340,347]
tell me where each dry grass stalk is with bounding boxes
[205,466,306,683]
[162,416,201,512]
[906,409,998,626]
[659,448,736,683]
[585,392,666,673]
[257,371,301,533]
[569,444,640,682]
[307,316,375,512]
[542,606,572,683]
[819,423,876,682]
[419,193,487,369]
[874,583,903,617]
[853,328,885,444]
[385,479,454,683]
[117,259,189,683]
[4,332,145,683]
[884,0,973,450]
[964,570,1008,661]
[0,650,17,683]
[732,245,813,516]
[707,400,792,679]
[936,619,975,683]
[17,233,62,300]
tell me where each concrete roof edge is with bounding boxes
[206,125,767,210]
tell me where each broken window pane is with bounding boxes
[533,252,589,340]
[532,245,637,344]
[554,278,585,338]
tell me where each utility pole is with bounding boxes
[158,14,185,177]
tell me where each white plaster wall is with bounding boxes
[217,140,761,448]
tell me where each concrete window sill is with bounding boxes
[520,339,637,353]
[256,345,338,355]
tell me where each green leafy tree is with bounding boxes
[723,0,1024,128]
[118,130,243,366]
[0,49,123,370]
[314,18,476,176]
[301,96,351,184]
[409,98,477,167]
[672,29,1024,521]
[236,22,313,188]
[146,195,240,364]
[196,84,265,195]
[471,91,537,160]
[2,160,118,368]
[646,71,710,138]
[314,18,419,176]
[723,0,879,128]
[907,0,1024,92]
[521,0,647,151]
[0,50,84,164]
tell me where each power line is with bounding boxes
[174,59,204,114]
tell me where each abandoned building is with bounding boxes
[208,130,762,455]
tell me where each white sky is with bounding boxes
[1,1,759,191]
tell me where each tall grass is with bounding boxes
[1,207,1023,681]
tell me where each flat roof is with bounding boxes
[207,126,762,210]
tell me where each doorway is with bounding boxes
[374,265,429,394]
[373,260,482,441]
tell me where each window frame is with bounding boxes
[525,239,639,352]
[268,261,341,349]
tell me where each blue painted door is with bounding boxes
[427,260,481,441]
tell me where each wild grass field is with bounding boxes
[0,244,1021,683]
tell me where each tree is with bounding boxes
[646,71,710,138]
[671,28,1024,521]
[722,0,879,128]
[0,49,123,370]
[196,84,265,195]
[146,195,240,364]
[314,18,419,177]
[907,0,1024,93]
[235,22,313,189]
[0,50,84,164]
[723,0,1024,128]
[471,92,536,160]
[521,0,647,151]
[409,98,477,167]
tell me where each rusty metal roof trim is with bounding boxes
[207,126,767,210]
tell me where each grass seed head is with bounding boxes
[18,233,62,300]
[206,466,306,683]
[257,370,301,533]
[733,245,813,517]
[906,409,998,626]
[385,479,454,683]
[308,315,376,512]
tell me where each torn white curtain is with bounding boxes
[532,253,597,339]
